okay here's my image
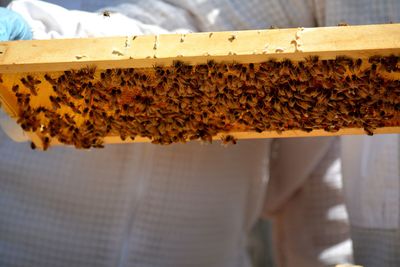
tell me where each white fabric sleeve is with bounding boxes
[263,137,334,215]
[341,135,400,230]
[7,0,171,39]
[341,135,400,267]
[267,138,353,267]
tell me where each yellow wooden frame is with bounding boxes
[0,24,399,147]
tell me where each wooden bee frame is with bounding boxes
[0,24,399,149]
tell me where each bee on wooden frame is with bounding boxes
[221,135,237,145]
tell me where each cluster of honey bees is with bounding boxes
[5,55,400,150]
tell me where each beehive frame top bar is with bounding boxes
[0,23,400,73]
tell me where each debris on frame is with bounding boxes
[153,35,159,50]
[9,55,400,150]
[112,50,124,56]
[228,35,236,42]
[180,34,186,43]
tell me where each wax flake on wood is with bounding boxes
[112,50,124,56]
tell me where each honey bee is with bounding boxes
[21,75,41,96]
[221,134,237,145]
[49,95,61,110]
[12,84,19,93]
[30,142,36,150]
[368,56,381,64]
[64,114,75,124]
[364,126,374,136]
[44,74,57,85]
[42,136,50,151]
[69,102,82,114]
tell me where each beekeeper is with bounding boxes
[0,1,398,267]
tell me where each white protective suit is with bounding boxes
[0,0,398,267]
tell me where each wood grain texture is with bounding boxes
[0,24,400,73]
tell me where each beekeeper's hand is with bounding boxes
[0,7,32,41]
